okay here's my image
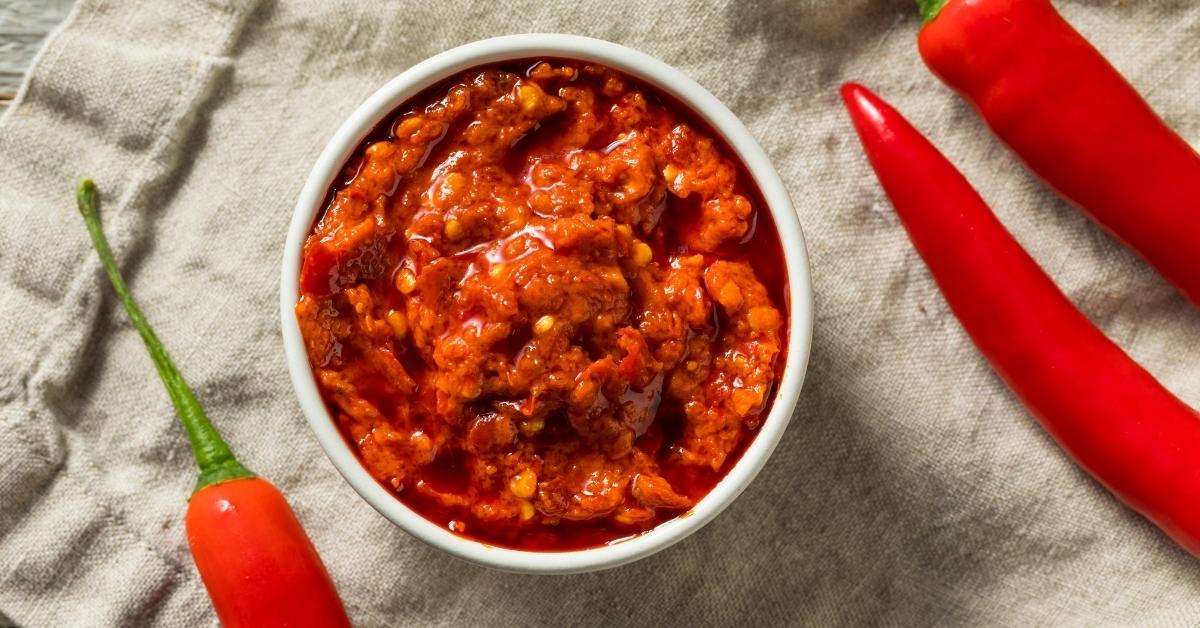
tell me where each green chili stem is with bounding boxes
[917,0,950,23]
[76,180,253,494]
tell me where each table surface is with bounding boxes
[0,0,74,110]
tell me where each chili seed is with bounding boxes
[386,309,408,339]
[444,218,464,241]
[534,315,556,335]
[632,241,653,266]
[395,269,417,294]
[509,471,537,499]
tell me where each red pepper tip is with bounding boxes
[839,82,895,143]
[839,82,867,113]
[839,82,883,115]
[839,81,867,102]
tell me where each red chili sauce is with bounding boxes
[296,60,788,550]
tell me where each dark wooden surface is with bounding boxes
[0,0,75,110]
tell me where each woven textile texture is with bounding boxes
[1,0,1198,625]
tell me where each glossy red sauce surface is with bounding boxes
[297,60,788,550]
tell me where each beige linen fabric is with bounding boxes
[2,0,1199,625]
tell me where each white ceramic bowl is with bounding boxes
[280,34,814,574]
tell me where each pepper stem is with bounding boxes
[917,0,950,23]
[76,180,254,494]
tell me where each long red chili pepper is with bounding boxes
[917,0,1200,305]
[76,181,351,627]
[840,83,1200,558]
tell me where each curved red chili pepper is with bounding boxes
[187,478,351,628]
[841,83,1200,558]
[917,0,1200,305]
[76,181,351,627]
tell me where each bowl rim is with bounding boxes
[280,33,814,575]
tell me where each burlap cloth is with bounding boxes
[2,0,1198,625]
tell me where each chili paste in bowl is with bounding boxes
[284,35,812,571]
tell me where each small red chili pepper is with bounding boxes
[76,181,351,627]
[841,83,1200,558]
[917,0,1200,305]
